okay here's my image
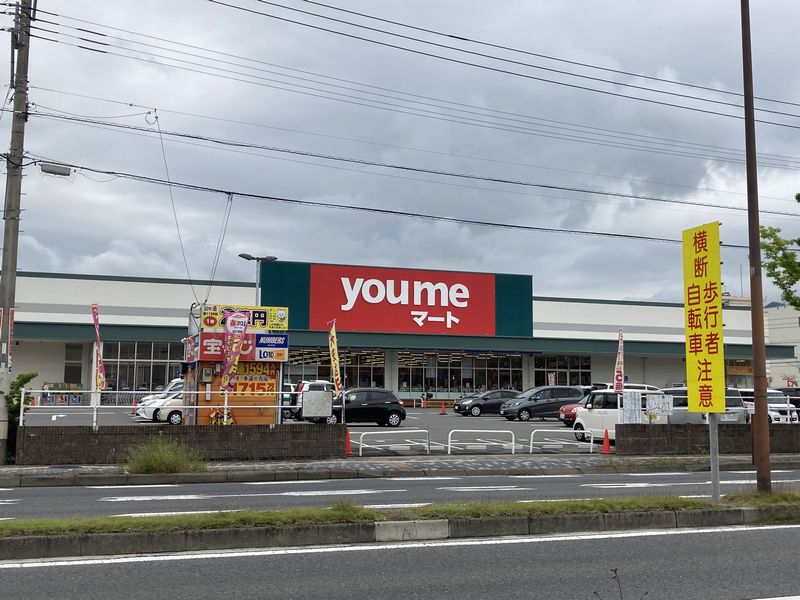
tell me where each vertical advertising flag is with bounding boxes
[90,304,106,390]
[682,222,725,412]
[613,330,624,393]
[220,310,250,392]
[7,307,14,370]
[328,321,344,394]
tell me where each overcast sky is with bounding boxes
[2,0,799,303]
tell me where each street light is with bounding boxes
[238,253,277,305]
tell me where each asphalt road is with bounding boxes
[2,524,799,599]
[21,407,590,455]
[3,470,800,520]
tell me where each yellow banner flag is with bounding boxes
[328,321,344,393]
[682,222,725,412]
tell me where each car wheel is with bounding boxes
[281,408,292,420]
[325,413,339,425]
[574,423,586,442]
[518,408,531,421]
[386,411,402,427]
[470,405,482,417]
[152,409,160,422]
[505,416,516,421]
[167,411,183,425]
[563,420,572,427]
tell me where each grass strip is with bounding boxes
[723,490,800,506]
[0,497,717,538]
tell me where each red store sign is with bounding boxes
[308,264,496,335]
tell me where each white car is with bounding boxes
[137,393,181,422]
[739,388,799,424]
[155,392,186,425]
[573,389,667,442]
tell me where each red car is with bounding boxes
[558,394,590,427]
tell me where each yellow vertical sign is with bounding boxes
[682,222,725,413]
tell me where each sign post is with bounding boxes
[682,222,726,502]
[613,330,624,394]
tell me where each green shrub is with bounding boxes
[2,371,37,463]
[126,436,206,474]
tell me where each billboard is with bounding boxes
[682,222,725,413]
[200,305,288,332]
[308,264,497,335]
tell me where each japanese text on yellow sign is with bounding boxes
[682,222,725,413]
[200,305,288,332]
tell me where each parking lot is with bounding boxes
[22,405,594,456]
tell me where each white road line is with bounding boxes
[750,596,800,600]
[113,510,244,518]
[98,489,408,502]
[242,479,352,486]
[437,486,534,492]
[0,500,19,505]
[583,479,800,489]
[85,485,179,489]
[517,498,604,503]
[385,477,459,481]
[0,488,12,492]
[729,470,794,474]
[510,475,579,479]
[0,517,14,521]
[405,416,420,419]
[5,523,800,569]
[463,444,488,450]
[625,472,700,477]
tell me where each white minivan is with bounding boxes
[573,388,666,442]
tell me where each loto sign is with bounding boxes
[308,264,496,335]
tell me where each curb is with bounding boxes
[9,460,800,488]
[2,507,798,560]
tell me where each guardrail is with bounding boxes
[355,429,431,456]
[529,428,594,454]
[447,429,516,455]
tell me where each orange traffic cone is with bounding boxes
[344,426,354,457]
[131,397,137,415]
[439,402,446,415]
[601,429,612,455]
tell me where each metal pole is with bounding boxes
[18,388,25,429]
[0,0,33,462]
[740,0,771,493]
[255,259,261,306]
[708,412,721,503]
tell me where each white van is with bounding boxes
[573,388,666,442]
[738,388,799,424]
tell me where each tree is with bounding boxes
[759,193,800,309]
[2,371,37,462]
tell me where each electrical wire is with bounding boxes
[26,152,767,250]
[153,110,201,304]
[24,85,800,202]
[204,192,234,303]
[298,0,800,109]
[29,110,800,219]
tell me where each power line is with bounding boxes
[26,85,799,202]
[29,110,800,219]
[298,0,800,110]
[24,152,768,250]
[201,0,800,128]
[26,33,800,171]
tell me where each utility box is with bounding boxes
[300,390,334,419]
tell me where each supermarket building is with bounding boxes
[7,261,793,398]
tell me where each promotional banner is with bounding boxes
[90,304,106,390]
[200,305,288,332]
[220,310,250,392]
[309,264,496,335]
[198,333,288,362]
[328,321,344,394]
[682,222,725,413]
[613,330,624,393]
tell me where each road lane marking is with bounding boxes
[0,500,19,505]
[98,489,408,502]
[517,498,604,503]
[437,486,534,492]
[384,477,459,481]
[85,485,179,489]
[242,480,346,486]
[583,479,800,489]
[0,488,12,491]
[6,523,800,569]
[510,475,579,479]
[0,518,14,521]
[113,510,245,518]
[362,503,431,509]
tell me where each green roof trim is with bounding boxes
[495,274,533,337]
[260,261,310,329]
[17,323,186,342]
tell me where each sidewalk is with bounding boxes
[2,453,799,487]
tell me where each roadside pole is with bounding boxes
[0,0,33,462]
[708,412,721,502]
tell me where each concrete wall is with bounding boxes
[16,425,346,465]
[10,341,67,390]
[616,424,800,455]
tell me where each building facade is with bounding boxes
[8,266,793,398]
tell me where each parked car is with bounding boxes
[738,388,799,424]
[590,382,661,392]
[310,388,406,426]
[280,383,297,420]
[288,380,335,420]
[573,388,667,441]
[774,387,800,410]
[137,391,181,422]
[660,387,748,424]
[453,389,519,416]
[134,378,183,414]
[558,395,590,427]
[499,385,585,421]
[154,391,186,425]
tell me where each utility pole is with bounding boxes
[0,0,33,462]
[740,0,771,492]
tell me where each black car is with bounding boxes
[313,388,406,426]
[453,389,519,416]
[499,385,585,421]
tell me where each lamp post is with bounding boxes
[238,253,277,306]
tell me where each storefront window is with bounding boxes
[101,342,187,391]
[532,355,592,389]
